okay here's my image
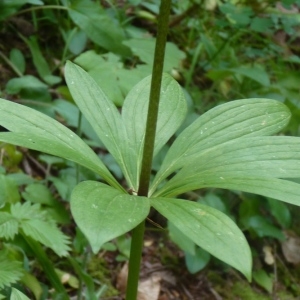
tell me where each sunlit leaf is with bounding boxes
[151,198,252,280]
[155,137,300,202]
[0,98,120,191]
[150,99,290,195]
[71,181,150,252]
[65,61,136,188]
[122,73,187,189]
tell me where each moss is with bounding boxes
[87,256,119,297]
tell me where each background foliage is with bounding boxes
[1,0,300,299]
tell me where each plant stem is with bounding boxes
[14,5,68,16]
[125,1,171,299]
[137,0,172,197]
[0,51,23,77]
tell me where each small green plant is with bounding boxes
[1,1,300,299]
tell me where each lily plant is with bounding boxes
[1,1,300,299]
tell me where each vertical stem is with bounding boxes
[125,1,171,299]
[138,0,172,197]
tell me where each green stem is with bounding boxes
[22,234,69,299]
[125,1,171,299]
[0,51,23,77]
[76,111,83,184]
[14,5,68,16]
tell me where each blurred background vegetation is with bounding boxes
[1,0,300,299]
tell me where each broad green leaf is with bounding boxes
[10,288,30,300]
[0,251,23,289]
[167,177,300,207]
[67,0,130,56]
[155,137,300,200]
[70,181,150,252]
[122,73,187,189]
[150,99,291,195]
[0,98,120,191]
[65,61,135,188]
[151,198,252,280]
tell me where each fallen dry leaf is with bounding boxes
[116,262,128,294]
[138,274,161,300]
[281,231,300,264]
[263,245,274,265]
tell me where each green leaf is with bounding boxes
[20,272,43,300]
[9,48,26,75]
[67,0,130,56]
[200,193,228,214]
[247,216,284,240]
[10,288,30,300]
[52,99,100,143]
[155,137,300,202]
[22,183,55,206]
[74,51,150,106]
[185,247,211,274]
[230,65,270,86]
[68,257,97,300]
[65,61,135,188]
[151,197,252,280]
[11,202,43,220]
[9,202,70,256]
[6,76,47,94]
[122,73,187,189]
[0,174,20,206]
[0,212,19,239]
[267,198,291,228]
[21,219,70,256]
[0,98,120,191]
[70,181,150,253]
[123,39,186,71]
[168,221,195,255]
[23,36,61,86]
[253,269,273,293]
[150,99,290,195]
[0,251,23,289]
